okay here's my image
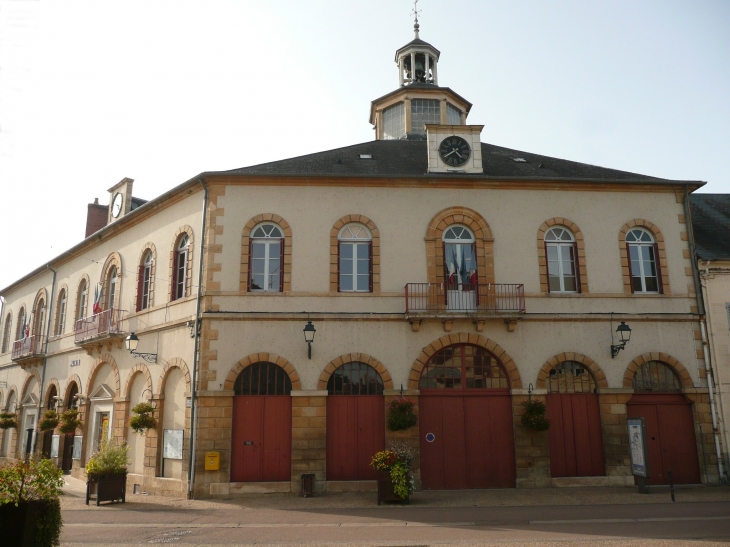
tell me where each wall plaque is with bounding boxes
[72,436,83,460]
[50,435,60,458]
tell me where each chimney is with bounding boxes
[85,197,108,238]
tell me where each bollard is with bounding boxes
[668,470,675,502]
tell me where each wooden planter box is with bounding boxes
[86,472,127,506]
[377,470,409,505]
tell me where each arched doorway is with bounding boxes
[41,385,58,459]
[627,361,700,485]
[326,362,385,481]
[419,344,515,489]
[546,361,605,477]
[231,362,292,482]
[61,383,78,473]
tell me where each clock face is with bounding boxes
[438,136,471,167]
[111,193,123,218]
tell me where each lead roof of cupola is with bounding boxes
[395,37,440,60]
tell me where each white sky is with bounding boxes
[1,0,729,290]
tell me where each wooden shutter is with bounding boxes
[654,242,664,294]
[337,241,342,292]
[247,239,253,292]
[136,265,145,311]
[171,251,179,301]
[368,241,373,293]
[279,238,285,292]
[626,243,635,294]
[573,242,581,293]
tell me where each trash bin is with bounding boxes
[301,473,315,497]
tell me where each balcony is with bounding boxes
[405,283,525,330]
[74,308,126,355]
[12,335,46,368]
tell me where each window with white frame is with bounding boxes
[34,299,45,337]
[105,267,117,310]
[248,223,284,292]
[1,314,11,353]
[56,290,67,336]
[172,235,189,300]
[626,228,661,293]
[77,280,87,321]
[17,307,26,340]
[443,225,477,287]
[138,251,153,311]
[338,223,372,292]
[544,227,579,292]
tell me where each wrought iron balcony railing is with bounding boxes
[74,308,126,344]
[405,283,525,314]
[12,335,46,361]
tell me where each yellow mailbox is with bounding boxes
[205,451,220,471]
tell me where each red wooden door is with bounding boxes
[627,394,700,485]
[547,393,605,477]
[231,395,292,482]
[420,391,515,489]
[326,396,384,480]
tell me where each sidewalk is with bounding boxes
[60,475,730,512]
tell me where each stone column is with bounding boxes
[425,54,430,83]
[291,390,327,494]
[432,59,438,85]
[404,98,412,136]
[513,390,551,488]
[410,52,416,83]
[685,388,719,484]
[398,57,404,86]
[599,389,633,485]
[440,98,447,124]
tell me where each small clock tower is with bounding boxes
[107,177,134,224]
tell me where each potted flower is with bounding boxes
[386,398,418,432]
[58,409,81,435]
[85,436,129,506]
[39,410,60,432]
[0,457,65,547]
[521,399,550,431]
[370,442,415,505]
[128,402,156,435]
[0,412,18,430]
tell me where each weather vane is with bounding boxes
[411,0,422,38]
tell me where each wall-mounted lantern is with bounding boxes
[125,332,157,363]
[303,321,316,359]
[611,321,632,358]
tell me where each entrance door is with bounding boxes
[546,361,605,477]
[62,433,74,472]
[627,394,700,485]
[230,362,292,483]
[419,344,515,489]
[326,362,385,481]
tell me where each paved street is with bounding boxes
[59,477,730,546]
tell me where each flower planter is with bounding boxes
[0,500,61,547]
[86,472,127,506]
[377,470,409,505]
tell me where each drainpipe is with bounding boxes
[33,264,56,455]
[187,178,208,498]
[684,188,727,483]
[0,296,4,352]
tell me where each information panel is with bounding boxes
[72,436,83,460]
[50,435,60,458]
[628,418,648,477]
[163,429,183,460]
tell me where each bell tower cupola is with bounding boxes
[370,3,473,141]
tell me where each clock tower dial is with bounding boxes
[439,136,471,167]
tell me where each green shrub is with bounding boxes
[129,402,156,435]
[521,400,550,431]
[0,458,65,505]
[85,436,129,479]
[386,398,418,431]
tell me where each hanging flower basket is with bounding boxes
[0,412,18,430]
[386,398,418,432]
[59,408,82,435]
[129,402,156,435]
[521,400,550,431]
[39,410,60,432]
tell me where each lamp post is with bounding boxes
[125,332,157,363]
[303,321,316,359]
[611,321,632,358]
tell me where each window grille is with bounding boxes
[234,362,292,396]
[420,345,508,389]
[327,362,384,395]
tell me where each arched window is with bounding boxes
[544,227,579,293]
[172,234,190,301]
[248,223,284,292]
[626,228,661,293]
[338,224,372,292]
[66,382,79,409]
[55,290,67,336]
[234,362,292,395]
[16,307,26,340]
[137,251,153,311]
[34,299,45,337]
[1,313,11,353]
[77,280,87,321]
[443,226,477,288]
[632,361,681,393]
[105,267,118,310]
[327,362,383,395]
[420,344,508,389]
[547,361,596,393]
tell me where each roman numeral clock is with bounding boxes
[438,136,471,167]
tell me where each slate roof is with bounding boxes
[690,194,730,260]
[224,139,696,184]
